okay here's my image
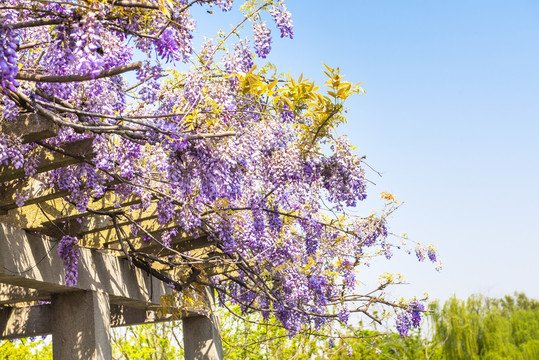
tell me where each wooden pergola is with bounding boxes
[0,114,223,359]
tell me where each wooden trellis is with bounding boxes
[0,114,223,359]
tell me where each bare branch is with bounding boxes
[113,0,160,10]
[11,18,63,30]
[15,62,142,83]
[17,41,48,51]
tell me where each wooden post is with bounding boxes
[51,290,112,360]
[183,316,223,360]
[183,288,223,360]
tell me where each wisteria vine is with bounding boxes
[0,0,440,337]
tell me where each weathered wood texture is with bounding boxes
[183,316,223,360]
[109,304,174,327]
[52,291,112,360]
[0,283,50,305]
[0,302,174,340]
[183,289,223,360]
[0,304,51,339]
[1,113,59,143]
[0,192,138,231]
[0,178,69,213]
[0,222,172,308]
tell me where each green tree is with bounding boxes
[0,337,52,360]
[430,293,539,360]
[220,307,428,359]
[111,322,183,360]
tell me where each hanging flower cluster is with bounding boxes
[0,0,438,335]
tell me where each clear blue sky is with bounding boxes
[190,0,539,302]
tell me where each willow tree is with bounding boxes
[0,0,438,337]
[430,293,539,359]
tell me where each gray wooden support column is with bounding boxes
[183,316,223,360]
[183,288,223,360]
[52,290,112,360]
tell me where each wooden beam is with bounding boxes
[79,202,158,235]
[203,263,237,277]
[133,235,214,257]
[0,222,173,309]
[0,193,211,255]
[86,218,181,247]
[1,113,59,143]
[0,304,51,340]
[0,303,177,340]
[0,197,78,229]
[0,137,93,183]
[0,193,139,232]
[0,283,50,305]
[109,304,174,327]
[0,178,68,212]
[0,178,119,213]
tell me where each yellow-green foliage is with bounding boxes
[0,337,52,360]
[430,293,539,360]
[235,64,364,152]
[3,293,537,359]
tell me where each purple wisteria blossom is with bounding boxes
[321,137,367,209]
[270,3,294,39]
[0,22,19,91]
[58,235,80,287]
[416,244,426,262]
[0,0,436,336]
[427,244,437,262]
[223,39,254,73]
[215,0,233,12]
[253,20,272,58]
[396,300,425,337]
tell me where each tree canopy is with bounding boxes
[429,293,539,359]
[0,0,439,335]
